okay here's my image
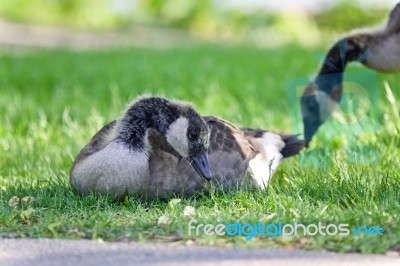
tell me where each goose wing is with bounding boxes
[204,116,255,159]
[146,116,257,197]
[202,116,256,188]
[71,120,118,170]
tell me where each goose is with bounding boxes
[70,96,306,199]
[70,96,211,199]
[301,2,400,141]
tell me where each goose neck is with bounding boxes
[117,98,180,150]
[320,36,370,75]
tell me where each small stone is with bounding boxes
[183,206,196,216]
[185,240,195,246]
[158,215,170,225]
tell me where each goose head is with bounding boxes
[119,96,212,181]
[164,104,212,181]
[301,37,369,141]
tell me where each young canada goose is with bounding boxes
[70,96,306,199]
[70,96,211,199]
[301,3,400,141]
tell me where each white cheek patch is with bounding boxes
[166,117,189,158]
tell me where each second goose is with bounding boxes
[301,2,400,141]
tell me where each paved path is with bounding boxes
[0,20,193,49]
[0,238,399,266]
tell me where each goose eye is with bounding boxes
[188,133,198,140]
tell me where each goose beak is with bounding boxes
[190,149,212,181]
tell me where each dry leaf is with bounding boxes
[264,213,277,220]
[183,205,195,216]
[21,196,35,204]
[168,198,181,211]
[8,196,20,207]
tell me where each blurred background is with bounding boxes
[0,0,398,49]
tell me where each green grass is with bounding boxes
[0,44,399,254]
